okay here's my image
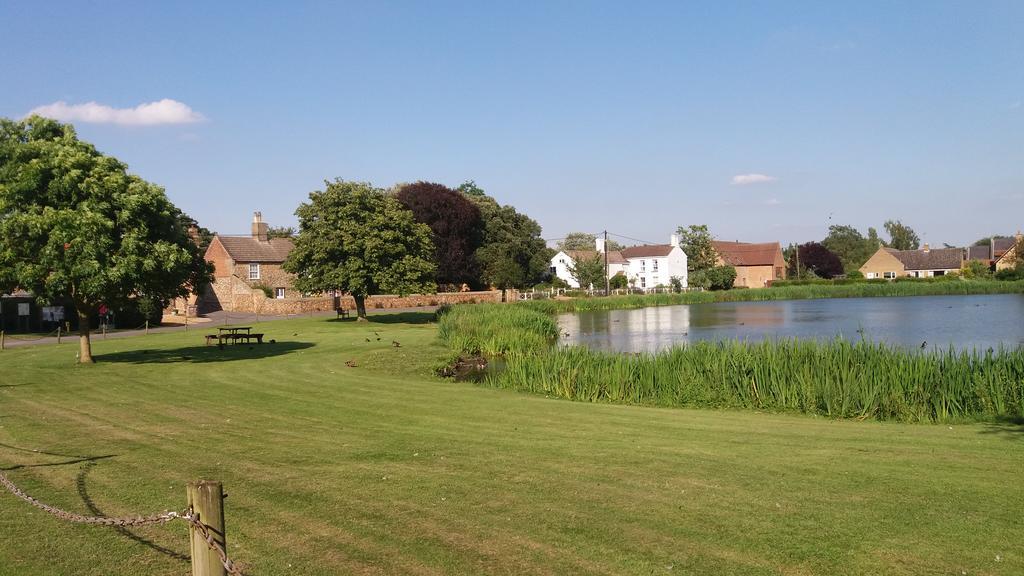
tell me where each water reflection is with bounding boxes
[559,294,1024,353]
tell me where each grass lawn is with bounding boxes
[1,312,1022,575]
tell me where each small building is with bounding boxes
[994,233,1022,271]
[859,245,963,279]
[965,235,1019,268]
[711,241,787,288]
[202,212,299,310]
[549,234,687,290]
[619,235,688,291]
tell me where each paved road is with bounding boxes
[0,306,439,349]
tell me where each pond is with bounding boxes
[557,294,1024,353]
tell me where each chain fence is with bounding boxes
[0,469,245,575]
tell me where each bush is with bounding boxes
[707,266,736,290]
[609,273,629,290]
[845,270,864,280]
[995,266,1024,281]
[252,283,274,298]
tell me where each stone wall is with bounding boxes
[199,274,507,314]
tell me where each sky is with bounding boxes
[2,1,1022,247]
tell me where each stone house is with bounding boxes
[859,245,963,279]
[711,241,787,288]
[201,212,302,311]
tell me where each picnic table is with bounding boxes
[205,326,265,346]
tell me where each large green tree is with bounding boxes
[677,224,717,272]
[557,232,623,252]
[283,179,436,319]
[884,220,920,251]
[458,181,551,294]
[0,116,211,363]
[822,224,883,272]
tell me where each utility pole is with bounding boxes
[604,230,610,296]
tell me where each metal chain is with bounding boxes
[1,470,247,574]
[182,507,246,575]
[0,470,178,527]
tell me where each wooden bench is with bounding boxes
[336,308,350,319]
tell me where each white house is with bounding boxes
[619,234,688,290]
[549,235,687,291]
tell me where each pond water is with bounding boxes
[557,294,1024,353]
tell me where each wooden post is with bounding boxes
[102,323,107,339]
[184,312,189,332]
[1,330,4,350]
[57,326,61,344]
[187,480,227,576]
[145,320,149,335]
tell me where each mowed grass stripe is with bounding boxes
[1,314,1022,575]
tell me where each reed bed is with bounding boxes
[522,279,1024,314]
[487,340,1024,422]
[437,303,559,356]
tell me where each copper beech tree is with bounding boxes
[0,117,211,363]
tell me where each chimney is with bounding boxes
[187,225,201,245]
[922,243,930,253]
[670,233,680,247]
[595,237,605,253]
[252,211,268,242]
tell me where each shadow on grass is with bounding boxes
[979,416,1024,440]
[0,451,116,472]
[76,461,189,563]
[366,311,437,325]
[97,340,314,364]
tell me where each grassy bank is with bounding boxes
[489,340,1024,423]
[1,314,1023,575]
[437,303,558,356]
[522,279,1024,314]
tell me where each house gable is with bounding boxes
[859,247,906,278]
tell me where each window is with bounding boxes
[883,271,895,279]
[652,275,659,286]
[640,260,646,271]
[275,287,286,299]
[550,266,557,275]
[249,263,260,280]
[866,272,876,279]
[934,270,945,276]
[640,276,647,288]
[652,260,659,271]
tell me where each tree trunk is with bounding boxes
[354,294,368,321]
[77,309,94,364]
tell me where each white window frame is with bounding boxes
[640,276,647,288]
[652,259,659,272]
[275,287,286,299]
[249,263,261,280]
[640,260,646,272]
[883,271,895,279]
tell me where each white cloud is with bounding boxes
[731,173,777,185]
[26,99,205,125]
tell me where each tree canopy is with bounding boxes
[567,252,605,289]
[822,224,884,272]
[459,181,551,292]
[557,232,623,252]
[0,116,211,362]
[395,181,484,289]
[267,225,296,239]
[283,179,436,319]
[884,220,920,251]
[788,242,844,279]
[677,224,717,272]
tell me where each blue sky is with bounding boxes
[2,1,1022,247]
